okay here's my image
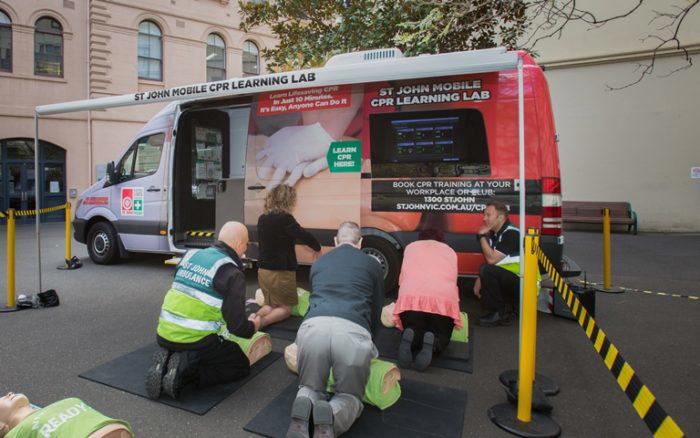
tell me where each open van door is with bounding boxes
[215,106,250,234]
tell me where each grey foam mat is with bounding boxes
[244,378,468,438]
[79,343,281,415]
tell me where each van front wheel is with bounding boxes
[361,236,400,294]
[87,222,120,265]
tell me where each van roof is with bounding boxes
[36,47,522,116]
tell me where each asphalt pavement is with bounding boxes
[0,224,698,437]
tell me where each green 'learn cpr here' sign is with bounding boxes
[327,140,361,173]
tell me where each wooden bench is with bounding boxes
[562,201,638,234]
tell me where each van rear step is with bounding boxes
[176,230,215,249]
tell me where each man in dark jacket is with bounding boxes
[287,221,384,438]
[146,221,261,400]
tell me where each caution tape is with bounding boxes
[187,230,215,238]
[10,203,69,218]
[536,246,684,438]
[577,280,698,301]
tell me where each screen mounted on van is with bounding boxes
[370,109,490,178]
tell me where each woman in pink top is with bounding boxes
[393,228,461,371]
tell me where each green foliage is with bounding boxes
[239,0,528,71]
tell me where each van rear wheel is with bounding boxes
[87,222,120,265]
[362,236,400,294]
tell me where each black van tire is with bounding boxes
[87,221,120,265]
[361,236,400,293]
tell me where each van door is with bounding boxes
[215,106,250,233]
[110,132,168,251]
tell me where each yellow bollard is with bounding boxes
[6,209,16,309]
[65,202,72,263]
[517,229,539,422]
[488,228,560,436]
[596,208,623,293]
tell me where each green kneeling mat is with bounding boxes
[327,359,401,410]
[450,312,469,343]
[291,288,311,317]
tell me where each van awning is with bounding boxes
[35,48,519,116]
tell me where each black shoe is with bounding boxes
[145,347,171,399]
[477,311,512,327]
[286,396,312,438]
[413,331,434,372]
[398,328,414,369]
[312,400,335,438]
[162,352,194,400]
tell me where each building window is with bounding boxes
[34,17,63,77]
[206,33,226,82]
[242,40,259,75]
[0,10,11,72]
[138,20,162,81]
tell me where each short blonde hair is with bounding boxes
[264,184,297,214]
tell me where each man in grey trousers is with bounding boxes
[286,221,384,438]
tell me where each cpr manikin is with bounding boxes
[0,393,132,438]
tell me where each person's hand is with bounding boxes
[478,225,491,236]
[473,278,482,299]
[256,122,334,188]
[249,313,262,331]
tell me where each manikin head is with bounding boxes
[218,221,249,258]
[483,199,509,232]
[334,221,362,249]
[0,392,34,437]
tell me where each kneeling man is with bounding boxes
[287,221,384,438]
[147,221,261,399]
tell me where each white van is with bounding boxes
[73,47,565,289]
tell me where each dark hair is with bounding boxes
[418,228,444,243]
[486,199,509,216]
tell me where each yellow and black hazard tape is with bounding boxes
[2,203,68,218]
[187,230,215,238]
[577,280,698,301]
[536,246,684,438]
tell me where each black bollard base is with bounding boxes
[488,403,561,438]
[0,305,19,313]
[57,256,83,270]
[594,285,624,294]
[499,370,560,396]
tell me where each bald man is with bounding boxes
[147,221,262,400]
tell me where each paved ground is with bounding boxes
[0,224,698,437]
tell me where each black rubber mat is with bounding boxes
[265,319,473,373]
[244,379,468,438]
[79,343,281,415]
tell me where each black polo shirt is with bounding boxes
[488,220,520,257]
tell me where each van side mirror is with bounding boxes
[106,161,117,185]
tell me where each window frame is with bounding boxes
[115,133,165,183]
[0,10,11,73]
[242,40,259,76]
[34,16,63,78]
[206,33,226,82]
[137,20,163,82]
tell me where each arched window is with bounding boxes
[0,10,11,72]
[242,40,259,75]
[138,20,162,81]
[34,17,63,77]
[206,33,226,82]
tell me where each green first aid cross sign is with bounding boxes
[327,140,361,173]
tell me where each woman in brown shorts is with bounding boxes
[256,185,321,327]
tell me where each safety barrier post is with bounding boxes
[57,202,82,270]
[488,229,560,437]
[2,209,18,312]
[595,208,622,293]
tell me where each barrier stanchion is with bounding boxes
[57,202,82,270]
[1,209,18,313]
[489,229,561,437]
[596,208,623,293]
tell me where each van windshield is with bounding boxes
[370,108,489,178]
